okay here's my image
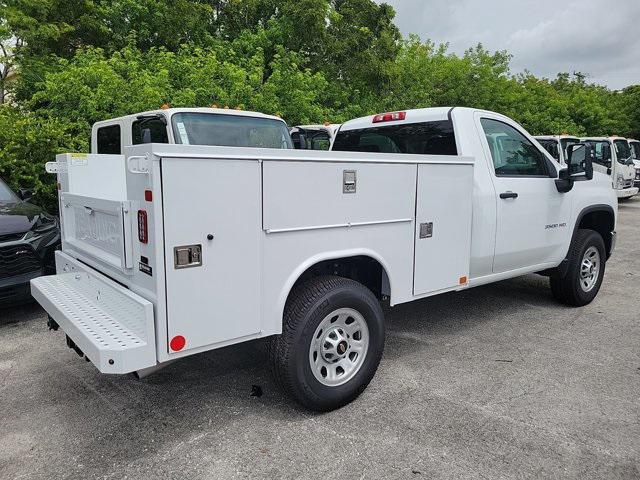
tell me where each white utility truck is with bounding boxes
[628,138,640,188]
[32,107,616,412]
[91,107,293,153]
[534,135,580,166]
[290,123,341,150]
[581,136,638,200]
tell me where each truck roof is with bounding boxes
[92,107,286,129]
[581,136,626,142]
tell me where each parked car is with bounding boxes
[0,178,60,304]
[581,136,638,200]
[32,107,615,412]
[534,135,580,166]
[291,124,341,150]
[628,138,640,187]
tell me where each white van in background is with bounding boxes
[628,138,640,188]
[91,107,293,153]
[581,136,638,200]
[291,124,341,150]
[534,135,580,166]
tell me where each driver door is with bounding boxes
[476,115,573,273]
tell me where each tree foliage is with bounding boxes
[0,0,638,208]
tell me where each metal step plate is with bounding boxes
[31,254,156,374]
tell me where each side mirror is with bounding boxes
[602,144,612,162]
[18,188,33,201]
[567,143,594,180]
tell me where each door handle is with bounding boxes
[499,192,518,199]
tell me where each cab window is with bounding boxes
[132,118,169,144]
[332,120,457,155]
[613,140,631,164]
[537,139,560,161]
[97,125,121,154]
[480,119,547,176]
[584,141,611,166]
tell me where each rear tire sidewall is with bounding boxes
[292,284,385,409]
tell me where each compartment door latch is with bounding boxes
[174,245,203,269]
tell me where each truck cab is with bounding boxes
[91,107,293,154]
[580,136,638,199]
[628,138,640,187]
[534,135,580,166]
[290,124,341,151]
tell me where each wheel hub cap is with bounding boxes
[309,308,370,387]
[579,246,601,293]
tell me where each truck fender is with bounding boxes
[275,248,394,331]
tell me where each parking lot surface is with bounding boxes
[1,199,639,480]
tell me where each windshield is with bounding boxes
[171,113,293,149]
[613,139,632,164]
[0,178,19,202]
[583,140,611,167]
[560,138,579,159]
[537,139,559,160]
[332,120,457,155]
[630,141,640,160]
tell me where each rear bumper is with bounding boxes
[616,187,639,199]
[30,251,157,374]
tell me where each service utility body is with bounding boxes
[32,107,617,411]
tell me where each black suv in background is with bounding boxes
[0,178,60,305]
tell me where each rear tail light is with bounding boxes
[373,111,406,123]
[138,210,148,244]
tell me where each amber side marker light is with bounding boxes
[459,276,468,285]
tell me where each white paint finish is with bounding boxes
[58,153,128,201]
[413,164,473,294]
[260,223,416,337]
[161,157,262,353]
[263,161,416,232]
[30,251,156,374]
[59,193,134,272]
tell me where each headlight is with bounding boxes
[616,175,625,189]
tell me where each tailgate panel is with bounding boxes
[60,193,134,271]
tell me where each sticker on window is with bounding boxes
[176,122,190,145]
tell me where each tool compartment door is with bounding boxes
[161,158,262,353]
[413,163,474,295]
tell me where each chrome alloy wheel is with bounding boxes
[309,308,370,387]
[579,246,601,293]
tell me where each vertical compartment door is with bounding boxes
[413,163,474,296]
[162,158,262,353]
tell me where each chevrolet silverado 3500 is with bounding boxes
[32,107,616,411]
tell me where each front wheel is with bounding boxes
[269,276,385,411]
[550,229,606,306]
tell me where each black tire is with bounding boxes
[269,275,385,412]
[550,229,606,307]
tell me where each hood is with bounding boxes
[0,201,45,236]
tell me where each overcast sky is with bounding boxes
[377,0,640,90]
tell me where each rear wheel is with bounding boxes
[550,229,606,306]
[269,276,385,411]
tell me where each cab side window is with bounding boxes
[480,118,547,177]
[97,125,121,154]
[132,118,169,144]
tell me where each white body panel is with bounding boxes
[33,107,618,374]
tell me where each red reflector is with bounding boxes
[170,335,186,352]
[373,111,406,123]
[137,210,148,244]
[144,189,153,202]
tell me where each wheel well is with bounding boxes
[578,209,615,257]
[292,256,390,300]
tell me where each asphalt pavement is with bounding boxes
[1,198,639,479]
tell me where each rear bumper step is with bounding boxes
[31,252,157,374]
